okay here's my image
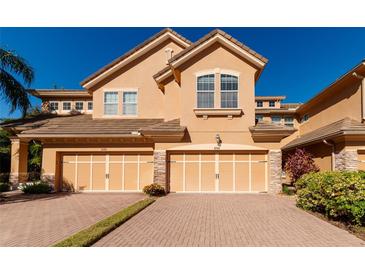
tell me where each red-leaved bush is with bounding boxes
[284,148,319,183]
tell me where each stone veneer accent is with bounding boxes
[153,150,168,191]
[9,172,28,189]
[335,149,358,171]
[268,150,282,194]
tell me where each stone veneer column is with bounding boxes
[153,150,168,191]
[9,137,29,189]
[268,150,282,194]
[335,149,358,171]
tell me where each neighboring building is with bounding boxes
[2,28,365,194]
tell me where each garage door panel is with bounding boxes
[201,161,215,191]
[77,162,90,191]
[62,156,75,191]
[139,162,153,189]
[185,162,199,191]
[235,162,249,191]
[124,163,138,191]
[219,154,233,191]
[110,155,123,162]
[170,162,184,192]
[92,163,106,190]
[109,163,123,190]
[251,162,266,192]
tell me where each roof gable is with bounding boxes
[154,29,268,84]
[81,28,192,89]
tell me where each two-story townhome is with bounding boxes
[2,28,365,194]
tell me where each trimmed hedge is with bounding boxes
[19,181,52,194]
[295,171,365,226]
[53,198,155,247]
[143,183,166,196]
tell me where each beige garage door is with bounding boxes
[62,153,153,192]
[169,152,268,193]
[358,152,365,171]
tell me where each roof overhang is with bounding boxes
[154,32,268,86]
[255,96,286,101]
[297,61,365,114]
[29,89,92,99]
[81,30,191,90]
[249,126,297,142]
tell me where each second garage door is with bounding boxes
[169,152,268,193]
[62,153,153,192]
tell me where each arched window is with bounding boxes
[220,74,238,108]
[197,74,215,108]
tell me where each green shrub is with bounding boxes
[296,171,365,226]
[19,181,52,194]
[0,182,10,192]
[143,183,166,196]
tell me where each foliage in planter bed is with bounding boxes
[19,181,52,194]
[284,148,319,183]
[143,183,166,196]
[295,171,365,226]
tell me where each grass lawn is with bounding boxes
[53,197,155,247]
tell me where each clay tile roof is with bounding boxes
[153,29,268,80]
[140,119,186,134]
[81,28,192,86]
[280,103,302,109]
[12,114,165,136]
[282,117,365,150]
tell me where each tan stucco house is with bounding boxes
[2,28,365,194]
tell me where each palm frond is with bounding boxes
[0,48,34,86]
[0,68,30,116]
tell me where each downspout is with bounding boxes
[352,72,365,122]
[323,139,335,171]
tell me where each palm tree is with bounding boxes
[0,48,34,117]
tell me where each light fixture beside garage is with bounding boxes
[215,134,222,149]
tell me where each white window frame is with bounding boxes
[62,101,71,112]
[75,101,84,111]
[255,115,264,122]
[272,115,282,124]
[269,101,275,108]
[103,91,119,116]
[256,101,263,108]
[196,74,215,109]
[220,74,239,108]
[87,101,93,111]
[122,90,138,116]
[49,101,59,112]
[284,116,294,127]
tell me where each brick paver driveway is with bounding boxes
[0,192,145,246]
[94,194,364,247]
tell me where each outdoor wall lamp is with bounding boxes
[215,134,222,147]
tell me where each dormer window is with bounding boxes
[269,101,275,107]
[256,101,263,107]
[197,74,215,108]
[220,74,238,108]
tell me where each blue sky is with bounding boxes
[0,27,364,118]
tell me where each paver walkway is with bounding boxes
[94,194,365,247]
[0,192,145,246]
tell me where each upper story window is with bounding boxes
[269,101,275,107]
[104,91,118,115]
[63,102,71,111]
[50,101,58,111]
[256,101,263,107]
[301,114,309,123]
[123,91,137,115]
[255,115,263,122]
[197,74,215,108]
[75,102,83,111]
[284,116,294,127]
[272,115,281,124]
[88,101,93,111]
[220,74,238,108]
